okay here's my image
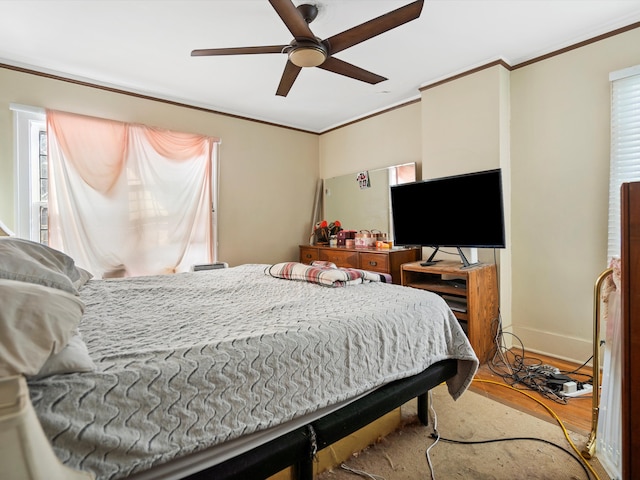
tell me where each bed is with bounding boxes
[0,238,478,480]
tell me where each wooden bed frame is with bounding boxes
[621,181,639,480]
[171,359,458,480]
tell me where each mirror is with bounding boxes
[322,162,416,237]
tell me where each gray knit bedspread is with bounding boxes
[28,264,478,479]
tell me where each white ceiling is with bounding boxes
[1,1,640,133]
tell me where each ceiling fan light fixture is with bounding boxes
[288,44,327,68]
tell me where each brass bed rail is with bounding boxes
[581,267,614,459]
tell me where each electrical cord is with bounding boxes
[488,318,593,403]
[424,378,599,480]
[424,389,439,480]
[432,434,590,479]
[561,355,595,378]
[473,378,602,480]
[339,463,385,480]
[487,248,594,403]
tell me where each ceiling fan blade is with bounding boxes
[324,0,424,55]
[276,61,302,97]
[317,57,387,85]
[191,45,287,56]
[269,0,315,40]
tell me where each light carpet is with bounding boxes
[316,383,610,480]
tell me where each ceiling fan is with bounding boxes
[191,0,424,97]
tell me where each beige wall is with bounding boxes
[319,102,422,179]
[422,66,506,179]
[0,67,319,267]
[510,27,640,361]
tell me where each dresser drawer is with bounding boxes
[319,249,358,268]
[299,247,319,264]
[358,252,389,273]
[299,245,421,285]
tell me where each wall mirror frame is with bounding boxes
[322,162,416,239]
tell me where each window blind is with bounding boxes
[608,66,640,259]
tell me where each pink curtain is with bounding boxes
[47,110,220,278]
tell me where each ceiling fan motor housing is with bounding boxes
[297,4,319,24]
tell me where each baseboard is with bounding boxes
[511,325,594,366]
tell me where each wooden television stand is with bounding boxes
[401,260,499,363]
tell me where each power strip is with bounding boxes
[562,383,593,398]
[528,364,560,376]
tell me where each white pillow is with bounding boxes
[0,238,92,295]
[0,279,84,377]
[32,332,96,379]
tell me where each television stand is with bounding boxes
[421,246,442,266]
[457,247,480,269]
[400,260,498,363]
[420,260,440,266]
[421,246,479,269]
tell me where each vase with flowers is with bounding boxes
[312,220,342,245]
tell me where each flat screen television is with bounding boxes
[390,168,506,267]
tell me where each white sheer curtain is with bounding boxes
[47,110,220,278]
[597,257,622,479]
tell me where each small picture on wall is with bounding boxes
[356,171,370,189]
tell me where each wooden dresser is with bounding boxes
[299,245,421,285]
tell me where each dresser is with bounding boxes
[299,245,421,285]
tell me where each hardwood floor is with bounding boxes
[469,350,595,436]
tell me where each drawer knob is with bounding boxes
[369,261,377,266]
[305,254,312,259]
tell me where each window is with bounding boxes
[37,129,49,244]
[608,66,640,259]
[11,104,47,243]
[46,110,220,277]
[13,106,220,276]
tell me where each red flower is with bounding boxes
[312,219,342,244]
